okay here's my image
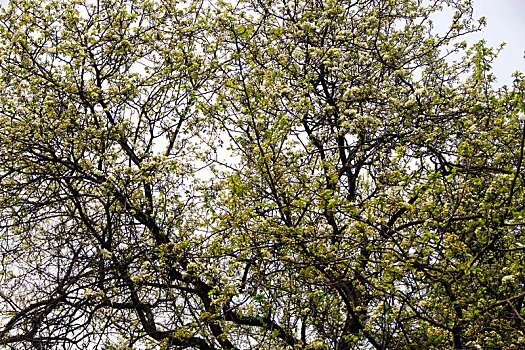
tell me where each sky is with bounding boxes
[467,0,525,87]
[0,0,523,86]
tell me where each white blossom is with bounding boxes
[502,275,518,283]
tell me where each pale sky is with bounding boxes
[470,0,525,87]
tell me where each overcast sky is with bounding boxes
[470,0,525,86]
[0,0,523,86]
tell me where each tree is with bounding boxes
[1,0,524,349]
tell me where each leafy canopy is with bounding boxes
[1,0,525,349]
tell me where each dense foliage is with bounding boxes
[1,0,525,349]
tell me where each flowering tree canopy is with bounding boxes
[1,0,525,349]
